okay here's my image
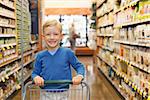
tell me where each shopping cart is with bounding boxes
[23,80,90,100]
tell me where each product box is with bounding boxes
[138,0,150,20]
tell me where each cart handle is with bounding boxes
[44,80,73,84]
[32,80,73,84]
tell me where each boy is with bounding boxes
[31,19,85,99]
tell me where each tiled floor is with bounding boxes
[11,56,121,100]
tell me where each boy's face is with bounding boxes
[43,26,63,50]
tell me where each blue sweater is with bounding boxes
[32,47,85,89]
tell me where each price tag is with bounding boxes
[134,85,137,91]
[16,85,21,90]
[143,92,147,97]
[2,77,5,82]
[137,87,140,93]
[124,76,126,80]
[132,83,135,88]
[129,63,132,67]
[116,72,119,76]
[129,82,132,86]
[120,73,122,77]
[6,46,10,49]
[2,47,5,51]
[5,75,9,79]
[126,79,129,83]
[122,74,125,78]
[144,67,147,72]
[119,84,122,88]
[140,90,143,95]
[11,45,13,48]
[148,69,150,74]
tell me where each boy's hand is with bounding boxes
[34,76,44,86]
[72,75,83,85]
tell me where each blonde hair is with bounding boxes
[43,19,62,33]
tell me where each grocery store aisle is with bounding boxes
[12,56,121,100]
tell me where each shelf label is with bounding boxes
[125,79,129,83]
[2,77,5,82]
[11,45,13,48]
[134,85,137,91]
[7,46,10,49]
[5,75,9,79]
[2,47,5,51]
[129,81,132,86]
[132,83,135,88]
[143,92,147,98]
[137,87,140,93]
[140,90,143,95]
[16,84,21,90]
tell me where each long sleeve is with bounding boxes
[68,50,85,77]
[31,54,42,79]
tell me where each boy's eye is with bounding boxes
[53,33,59,35]
[46,32,59,35]
[45,34,51,36]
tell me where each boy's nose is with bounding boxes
[49,34,55,39]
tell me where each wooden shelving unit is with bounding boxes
[0,0,38,99]
[95,0,150,99]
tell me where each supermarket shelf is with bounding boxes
[97,67,126,99]
[99,46,114,52]
[1,60,33,98]
[0,13,16,19]
[116,71,148,98]
[113,40,150,48]
[114,54,150,74]
[99,23,113,28]
[131,62,150,74]
[114,18,150,28]
[0,1,15,10]
[5,86,17,99]
[0,34,16,37]
[23,59,34,67]
[0,24,16,28]
[97,55,149,99]
[5,71,32,99]
[97,55,115,70]
[97,34,113,37]
[18,50,33,58]
[0,56,18,68]
[0,67,21,82]
[0,50,34,68]
[30,40,38,44]
[0,43,17,48]
[97,0,107,9]
[6,67,21,79]
[114,0,140,14]
[23,71,32,83]
[33,48,38,53]
[97,8,113,18]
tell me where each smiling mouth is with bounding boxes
[48,41,57,44]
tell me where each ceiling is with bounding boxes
[43,0,92,8]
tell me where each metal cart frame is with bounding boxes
[23,80,90,100]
